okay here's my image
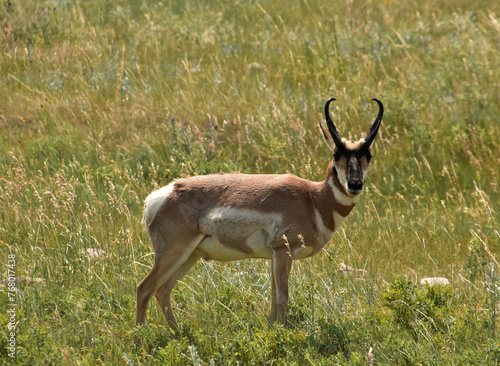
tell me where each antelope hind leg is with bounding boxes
[155,252,201,329]
[136,232,204,326]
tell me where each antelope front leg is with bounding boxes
[269,248,293,325]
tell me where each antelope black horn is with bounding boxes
[324,98,344,147]
[364,98,384,147]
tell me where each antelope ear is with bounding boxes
[319,123,335,151]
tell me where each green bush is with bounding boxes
[383,276,454,337]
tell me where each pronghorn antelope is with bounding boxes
[136,98,383,327]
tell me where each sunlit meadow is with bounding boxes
[1,0,499,364]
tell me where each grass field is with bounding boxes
[1,0,500,364]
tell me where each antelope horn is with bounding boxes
[364,98,384,147]
[324,98,344,147]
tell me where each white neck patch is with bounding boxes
[328,176,360,206]
[314,209,334,245]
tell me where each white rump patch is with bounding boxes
[142,182,176,228]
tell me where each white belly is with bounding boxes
[197,207,281,260]
[197,229,273,261]
[292,245,315,259]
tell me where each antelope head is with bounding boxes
[320,98,384,196]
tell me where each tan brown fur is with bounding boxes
[136,159,361,327]
[135,99,383,330]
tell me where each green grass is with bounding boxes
[1,0,500,364]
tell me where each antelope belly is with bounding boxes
[292,246,314,259]
[197,230,273,261]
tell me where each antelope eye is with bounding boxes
[333,152,341,162]
[367,154,373,162]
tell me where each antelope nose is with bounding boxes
[347,181,363,192]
